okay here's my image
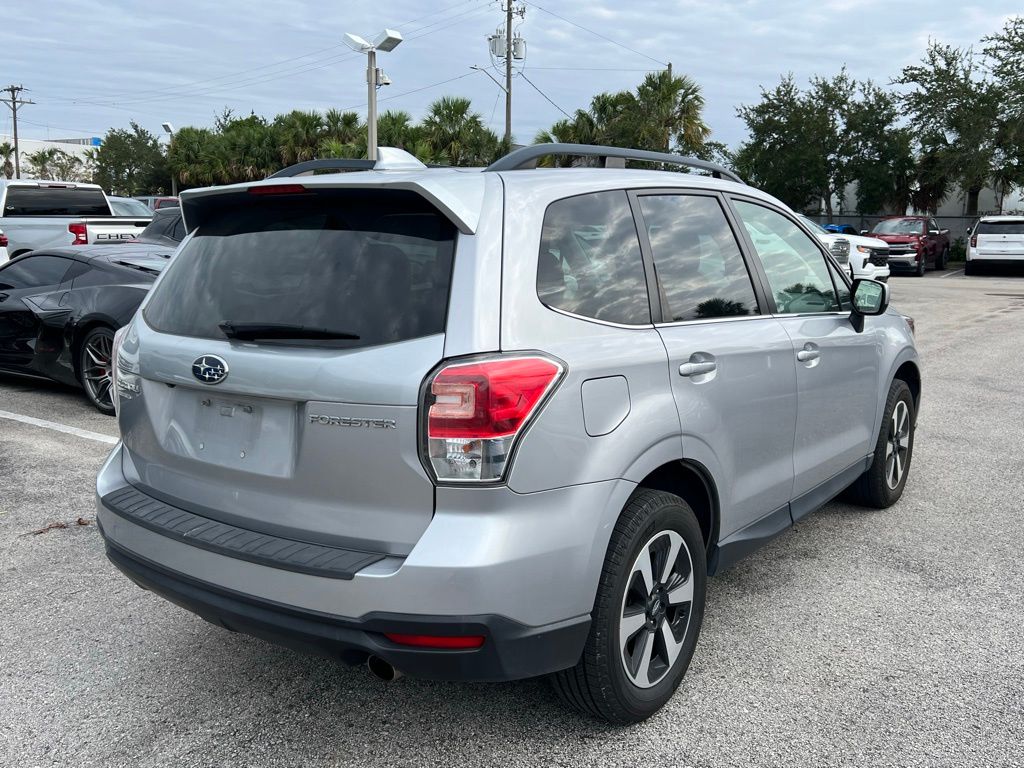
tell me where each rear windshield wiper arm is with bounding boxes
[218,322,360,341]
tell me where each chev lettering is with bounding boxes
[309,414,397,429]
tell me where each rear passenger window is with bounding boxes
[637,194,758,322]
[538,191,651,325]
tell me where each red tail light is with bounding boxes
[68,222,88,245]
[248,184,307,196]
[970,234,977,248]
[425,355,563,482]
[384,633,485,649]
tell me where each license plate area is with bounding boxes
[184,392,297,476]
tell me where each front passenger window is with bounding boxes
[732,201,840,315]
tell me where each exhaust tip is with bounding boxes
[367,655,402,682]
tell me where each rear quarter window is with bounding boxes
[143,189,457,349]
[537,190,651,325]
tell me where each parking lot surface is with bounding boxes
[2,269,1022,767]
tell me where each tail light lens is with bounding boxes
[68,222,88,245]
[111,323,140,416]
[970,234,977,248]
[425,355,564,482]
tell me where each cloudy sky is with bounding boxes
[2,0,1018,150]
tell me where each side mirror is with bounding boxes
[940,228,949,235]
[929,229,940,235]
[850,278,889,333]
[860,229,869,236]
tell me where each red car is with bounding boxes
[867,216,950,276]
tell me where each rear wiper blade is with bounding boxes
[218,322,360,341]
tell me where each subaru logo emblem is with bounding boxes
[192,355,229,385]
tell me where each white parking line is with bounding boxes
[941,268,965,278]
[0,409,118,445]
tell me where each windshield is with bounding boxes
[110,198,153,217]
[143,189,457,349]
[872,218,924,236]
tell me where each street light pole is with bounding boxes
[366,48,378,162]
[162,122,177,195]
[345,29,402,163]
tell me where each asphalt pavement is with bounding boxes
[1,268,1022,767]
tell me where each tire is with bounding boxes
[78,326,116,415]
[844,379,915,509]
[964,261,977,276]
[936,247,948,270]
[915,256,926,277]
[551,489,706,724]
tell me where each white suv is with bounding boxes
[967,216,1024,275]
[798,215,890,282]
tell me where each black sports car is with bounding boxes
[0,245,170,414]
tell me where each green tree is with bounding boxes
[0,142,13,179]
[984,17,1024,212]
[894,41,999,215]
[274,110,326,165]
[94,122,169,195]
[845,82,915,214]
[734,74,826,211]
[421,96,500,166]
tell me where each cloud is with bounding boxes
[3,0,1019,151]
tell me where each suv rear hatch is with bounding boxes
[976,219,1024,259]
[118,186,460,556]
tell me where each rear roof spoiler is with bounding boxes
[484,142,744,184]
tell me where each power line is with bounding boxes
[517,72,572,119]
[346,71,477,111]
[42,2,491,110]
[521,2,667,67]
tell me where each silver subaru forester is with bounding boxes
[97,144,919,724]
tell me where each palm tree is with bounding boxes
[377,110,416,150]
[0,142,14,179]
[324,109,363,146]
[275,110,326,165]
[633,71,710,154]
[422,97,492,166]
[167,126,219,187]
[25,148,62,180]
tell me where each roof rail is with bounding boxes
[484,143,744,184]
[268,147,427,178]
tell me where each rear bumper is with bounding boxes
[97,443,633,680]
[103,536,590,682]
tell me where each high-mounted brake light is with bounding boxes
[425,356,563,482]
[68,222,88,245]
[248,184,307,196]
[384,633,485,649]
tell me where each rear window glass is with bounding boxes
[537,190,651,325]
[976,221,1024,235]
[143,189,456,348]
[3,186,110,216]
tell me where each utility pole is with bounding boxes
[488,4,525,149]
[367,47,378,162]
[504,2,513,148]
[1,85,35,179]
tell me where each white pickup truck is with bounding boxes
[0,179,150,259]
[797,214,891,282]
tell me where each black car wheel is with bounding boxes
[936,247,948,270]
[915,256,926,277]
[844,378,915,508]
[79,326,116,415]
[551,489,706,724]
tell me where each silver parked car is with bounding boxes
[97,144,920,724]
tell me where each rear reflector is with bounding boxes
[248,184,307,196]
[0,233,7,248]
[68,222,88,245]
[384,633,485,649]
[425,355,563,482]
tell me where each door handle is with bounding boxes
[796,347,820,363]
[679,361,717,377]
